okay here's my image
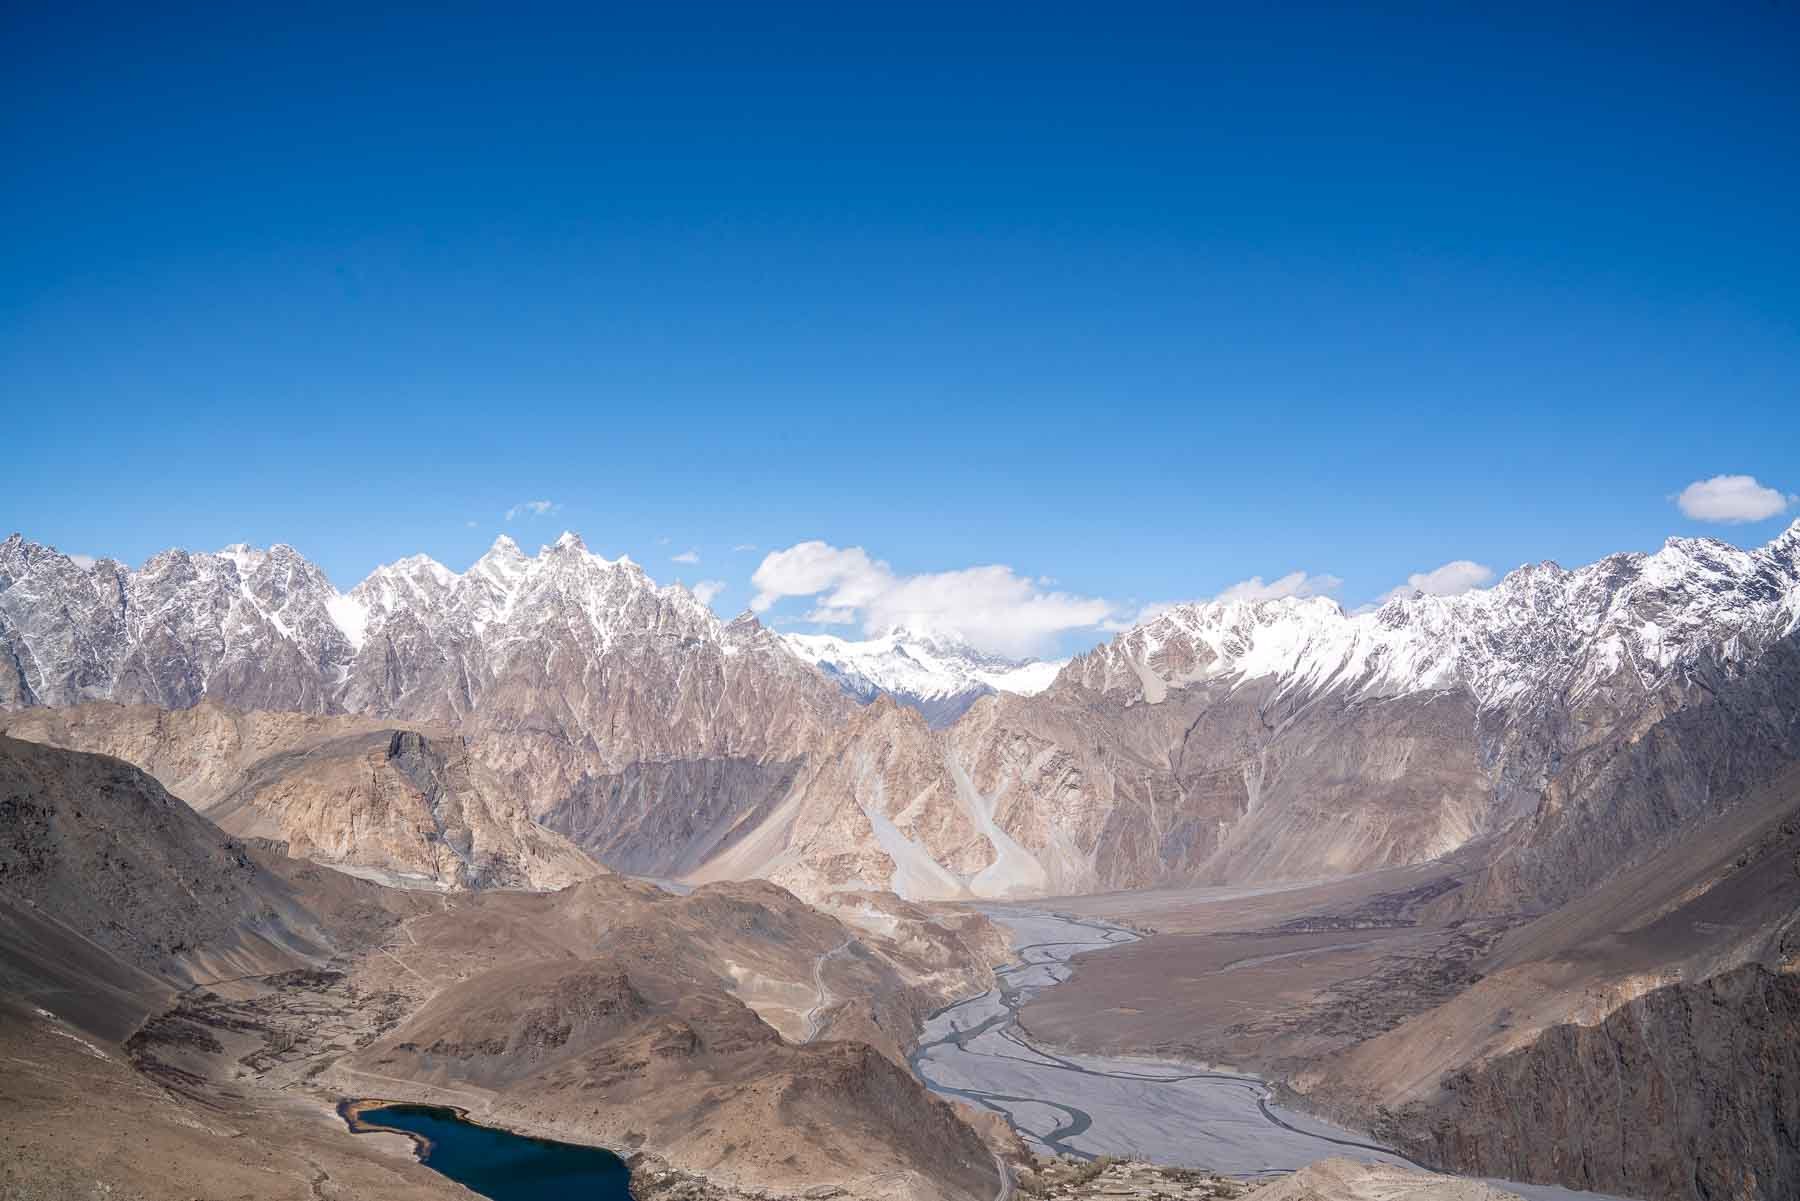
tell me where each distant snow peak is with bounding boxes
[783,628,1065,726]
[0,529,772,714]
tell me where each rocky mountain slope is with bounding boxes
[0,702,603,890]
[784,629,1063,726]
[1,532,852,878]
[0,734,471,1199]
[1412,964,1800,1201]
[0,734,330,1004]
[0,737,1008,1201]
[709,523,1800,907]
[1288,749,1800,1201]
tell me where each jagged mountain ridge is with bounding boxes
[0,531,853,877]
[709,522,1800,904]
[1,531,796,718]
[4,523,1800,904]
[1065,525,1800,712]
[783,629,1063,727]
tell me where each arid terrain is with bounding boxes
[0,735,1009,1201]
[3,522,1799,1201]
[1019,761,1800,1201]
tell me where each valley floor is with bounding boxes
[923,892,1641,1201]
[912,908,1420,1174]
[1015,863,1493,1076]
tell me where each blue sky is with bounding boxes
[5,3,1797,654]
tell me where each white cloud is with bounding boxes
[465,520,479,529]
[751,543,885,613]
[1215,570,1343,604]
[1674,474,1794,524]
[505,499,560,521]
[672,549,700,564]
[805,606,859,625]
[68,553,97,569]
[691,579,726,606]
[750,540,1112,656]
[732,543,758,553]
[1376,559,1495,605]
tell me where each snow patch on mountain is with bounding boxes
[972,659,1063,694]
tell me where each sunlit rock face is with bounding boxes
[0,703,604,890]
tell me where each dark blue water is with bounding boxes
[344,1102,632,1200]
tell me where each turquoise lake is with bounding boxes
[345,1102,632,1200]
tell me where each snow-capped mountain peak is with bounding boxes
[0,532,752,711]
[782,627,1065,726]
[1070,518,1800,711]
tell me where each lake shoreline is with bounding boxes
[339,1098,635,1199]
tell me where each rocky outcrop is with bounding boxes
[1250,1158,1525,1201]
[205,727,603,889]
[1392,965,1800,1201]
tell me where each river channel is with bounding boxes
[908,908,1425,1176]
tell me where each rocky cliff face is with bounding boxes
[1285,735,1800,1201]
[1400,965,1800,1201]
[0,702,603,890]
[1468,628,1800,914]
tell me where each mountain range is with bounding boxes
[4,522,1800,913]
[5,521,1800,1201]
